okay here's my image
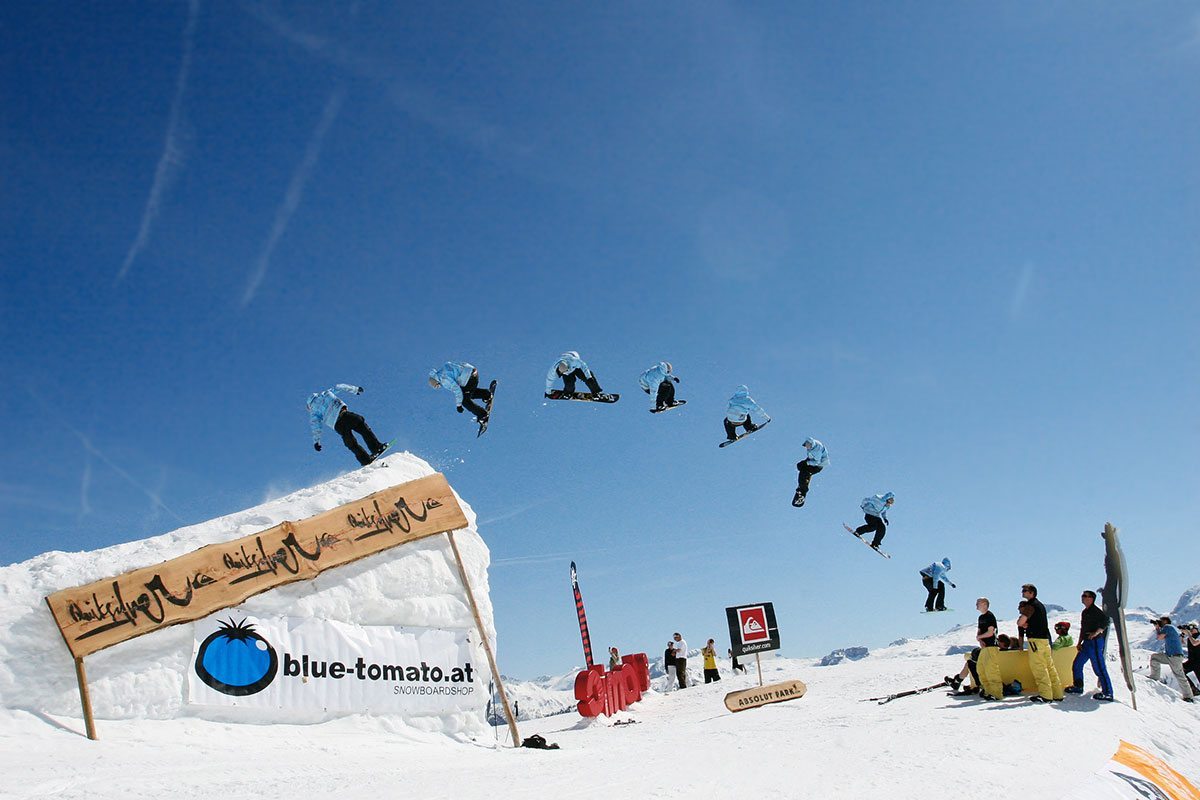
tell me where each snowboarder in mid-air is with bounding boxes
[428,361,495,432]
[793,437,829,507]
[639,361,683,411]
[307,383,387,466]
[844,492,895,550]
[919,557,955,612]
[722,385,770,444]
[545,351,615,401]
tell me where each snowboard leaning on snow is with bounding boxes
[842,524,891,558]
[545,389,620,403]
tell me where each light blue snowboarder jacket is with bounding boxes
[861,492,895,521]
[307,384,361,445]
[429,362,476,405]
[803,438,829,468]
[545,351,592,392]
[726,385,768,424]
[638,362,673,393]
[920,558,952,586]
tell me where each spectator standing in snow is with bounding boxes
[663,640,677,690]
[672,632,689,689]
[919,558,954,612]
[306,383,386,466]
[702,640,721,683]
[792,437,829,507]
[1066,590,1114,701]
[1021,584,1065,703]
[1149,617,1195,702]
[608,646,621,671]
[1182,623,1200,695]
[729,649,747,674]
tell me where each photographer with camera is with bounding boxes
[1149,616,1194,702]
[1182,623,1200,696]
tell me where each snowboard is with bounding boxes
[649,400,687,414]
[545,389,619,403]
[920,608,954,614]
[369,438,398,465]
[792,491,806,508]
[477,380,498,437]
[842,523,891,558]
[718,420,771,448]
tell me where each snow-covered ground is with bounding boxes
[2,453,1197,799]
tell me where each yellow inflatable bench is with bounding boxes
[967,647,1077,693]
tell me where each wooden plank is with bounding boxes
[724,679,807,713]
[74,657,97,740]
[45,473,468,659]
[446,530,520,747]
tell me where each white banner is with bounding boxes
[187,613,481,715]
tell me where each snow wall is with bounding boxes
[0,452,494,736]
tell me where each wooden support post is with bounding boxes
[755,652,763,687]
[446,530,520,747]
[74,657,98,741]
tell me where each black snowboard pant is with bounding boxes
[855,514,887,547]
[922,574,946,611]
[561,368,601,394]
[704,668,721,684]
[654,380,675,409]
[724,418,759,440]
[967,647,981,687]
[1184,658,1200,692]
[796,463,823,496]
[675,657,688,688]
[460,371,492,420]
[334,409,384,466]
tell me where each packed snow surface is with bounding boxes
[4,603,1199,798]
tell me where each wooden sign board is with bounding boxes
[45,473,468,659]
[724,679,807,713]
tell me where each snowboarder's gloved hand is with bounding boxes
[456,405,464,413]
[950,583,957,589]
[314,442,322,452]
[673,376,680,383]
[356,387,364,395]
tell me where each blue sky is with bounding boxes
[1,2,1197,679]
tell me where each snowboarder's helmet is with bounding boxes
[556,361,570,376]
[663,361,672,373]
[803,437,814,447]
[941,557,951,569]
[1054,621,1070,634]
[428,370,440,388]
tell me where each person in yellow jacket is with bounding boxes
[702,639,721,683]
[1021,583,1065,702]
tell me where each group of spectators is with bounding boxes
[948,584,1198,704]
[948,585,1115,703]
[653,633,749,690]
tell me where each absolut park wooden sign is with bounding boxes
[45,473,468,660]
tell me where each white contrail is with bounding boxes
[240,87,345,306]
[79,458,93,517]
[117,0,201,281]
[73,431,183,523]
